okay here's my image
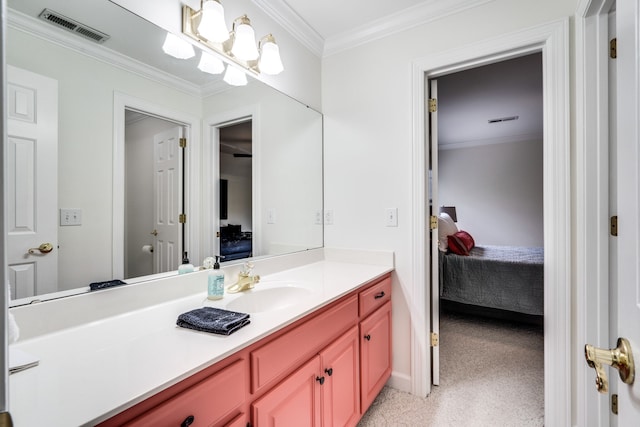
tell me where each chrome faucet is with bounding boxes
[227,262,260,293]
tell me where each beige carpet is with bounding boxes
[358,311,544,426]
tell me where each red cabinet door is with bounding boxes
[252,356,322,426]
[359,301,392,413]
[320,326,360,427]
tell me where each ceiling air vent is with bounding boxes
[488,115,519,124]
[38,9,110,44]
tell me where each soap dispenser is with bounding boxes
[178,252,194,274]
[207,256,225,300]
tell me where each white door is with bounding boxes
[6,66,58,300]
[429,79,440,385]
[613,0,640,422]
[152,126,183,273]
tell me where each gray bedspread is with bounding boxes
[439,245,544,316]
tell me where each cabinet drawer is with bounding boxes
[358,275,391,318]
[251,295,358,394]
[126,359,246,427]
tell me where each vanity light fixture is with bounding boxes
[181,1,284,79]
[223,64,248,86]
[162,32,195,59]
[198,51,225,74]
[258,34,284,75]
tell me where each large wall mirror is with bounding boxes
[5,0,323,306]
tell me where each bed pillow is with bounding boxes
[438,213,458,252]
[448,231,475,255]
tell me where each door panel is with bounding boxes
[614,0,640,422]
[153,126,182,273]
[429,78,440,385]
[6,66,58,299]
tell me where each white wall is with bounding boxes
[322,0,577,393]
[7,28,202,290]
[439,140,544,247]
[220,152,253,231]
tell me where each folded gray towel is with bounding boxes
[177,307,250,335]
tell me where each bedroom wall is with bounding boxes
[322,0,577,393]
[438,139,544,247]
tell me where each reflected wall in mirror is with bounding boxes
[5,0,323,306]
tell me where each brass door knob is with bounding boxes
[150,229,158,236]
[585,337,635,393]
[28,243,53,255]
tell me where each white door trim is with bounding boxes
[410,19,571,426]
[113,92,201,279]
[575,1,613,425]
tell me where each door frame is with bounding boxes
[113,92,201,279]
[411,19,571,425]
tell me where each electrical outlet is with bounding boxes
[267,208,276,224]
[386,208,398,227]
[315,210,323,225]
[324,209,334,225]
[60,208,82,226]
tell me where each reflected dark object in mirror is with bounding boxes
[220,179,228,220]
[220,225,252,261]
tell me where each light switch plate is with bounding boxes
[386,208,398,227]
[60,208,82,226]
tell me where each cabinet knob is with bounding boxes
[324,368,333,376]
[364,334,371,341]
[374,291,385,299]
[316,376,325,385]
[181,415,195,427]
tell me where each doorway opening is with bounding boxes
[218,119,253,262]
[428,53,545,424]
[410,20,570,424]
[123,109,187,278]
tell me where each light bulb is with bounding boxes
[198,51,225,74]
[197,0,229,43]
[223,65,248,86]
[231,17,259,61]
[162,32,195,59]
[259,38,284,75]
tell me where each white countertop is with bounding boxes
[8,256,393,426]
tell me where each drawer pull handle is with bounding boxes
[374,291,385,299]
[325,368,333,376]
[364,334,371,341]
[316,376,325,385]
[181,415,195,427]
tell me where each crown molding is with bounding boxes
[323,0,495,57]
[7,9,204,98]
[252,0,324,57]
[438,132,543,150]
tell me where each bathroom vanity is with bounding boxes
[8,249,393,426]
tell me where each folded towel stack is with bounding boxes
[177,307,250,335]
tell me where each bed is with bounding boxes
[439,245,544,316]
[220,225,252,261]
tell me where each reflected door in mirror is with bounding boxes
[6,66,59,300]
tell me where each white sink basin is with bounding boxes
[225,286,314,313]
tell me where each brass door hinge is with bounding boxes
[179,137,187,148]
[179,213,186,224]
[430,215,438,230]
[611,216,618,236]
[431,332,439,347]
[612,393,618,415]
[610,38,617,59]
[428,98,437,113]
